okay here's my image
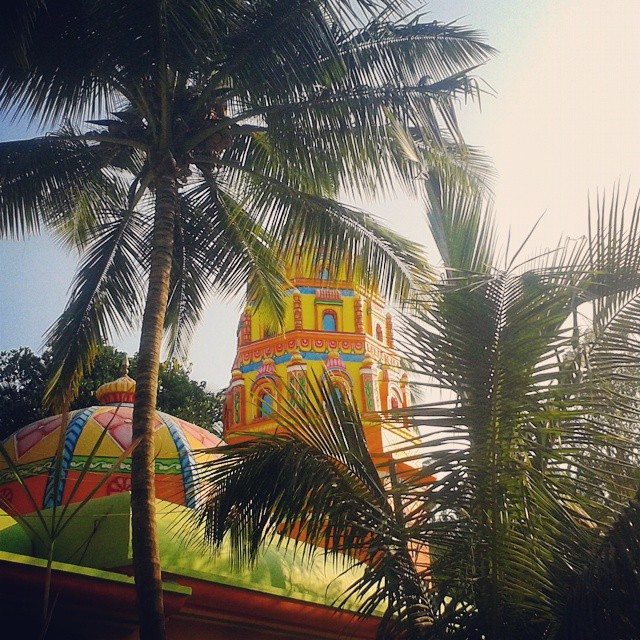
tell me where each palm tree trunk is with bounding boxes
[131,155,177,640]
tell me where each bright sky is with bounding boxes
[1,0,639,390]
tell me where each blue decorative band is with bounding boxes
[43,408,95,509]
[239,351,364,373]
[295,287,355,297]
[158,412,197,509]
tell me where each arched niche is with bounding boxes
[250,375,282,422]
[322,309,338,331]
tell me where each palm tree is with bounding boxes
[0,2,493,637]
[198,375,436,639]
[197,170,640,639]
[397,175,640,639]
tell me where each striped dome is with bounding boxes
[0,390,221,516]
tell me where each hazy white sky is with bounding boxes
[1,0,639,389]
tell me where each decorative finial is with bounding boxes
[257,358,276,377]
[287,349,305,366]
[120,353,130,377]
[325,350,346,371]
[95,354,136,405]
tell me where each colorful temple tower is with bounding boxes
[224,257,414,462]
[0,371,380,639]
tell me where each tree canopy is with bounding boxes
[0,345,223,439]
[0,2,493,636]
[196,173,640,640]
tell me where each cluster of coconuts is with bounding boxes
[88,87,233,181]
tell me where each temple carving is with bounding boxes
[224,258,413,459]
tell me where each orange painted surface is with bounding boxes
[0,472,188,519]
[176,575,379,640]
[0,554,379,640]
[0,476,47,516]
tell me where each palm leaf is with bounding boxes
[166,179,290,353]
[199,149,429,301]
[0,130,118,239]
[553,494,640,640]
[423,167,496,273]
[43,188,148,411]
[389,172,640,638]
[196,375,432,638]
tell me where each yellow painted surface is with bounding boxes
[74,418,124,458]
[224,260,414,461]
[154,425,181,458]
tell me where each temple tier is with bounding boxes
[224,258,414,462]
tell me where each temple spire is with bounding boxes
[120,353,130,377]
[223,254,412,458]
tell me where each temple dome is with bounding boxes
[95,373,137,405]
[0,371,221,516]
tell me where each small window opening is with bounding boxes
[322,310,337,332]
[258,390,274,418]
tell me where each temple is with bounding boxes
[225,256,415,463]
[0,256,418,639]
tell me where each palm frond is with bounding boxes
[0,130,118,239]
[0,0,115,124]
[236,73,487,199]
[171,177,289,345]
[199,148,429,301]
[213,6,493,200]
[165,188,287,359]
[0,0,228,124]
[423,167,496,273]
[338,17,494,83]
[584,187,640,368]
[393,176,640,638]
[44,191,147,412]
[196,375,432,638]
[212,0,415,98]
[553,494,640,640]
[163,197,211,361]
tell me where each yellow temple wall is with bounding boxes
[238,358,367,424]
[250,286,363,339]
[224,265,412,459]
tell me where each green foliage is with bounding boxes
[198,175,640,640]
[0,347,51,438]
[0,345,223,439]
[400,177,640,640]
[0,0,493,412]
[555,495,640,639]
[196,375,433,639]
[0,5,492,637]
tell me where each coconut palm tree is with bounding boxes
[197,171,640,640]
[0,2,493,637]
